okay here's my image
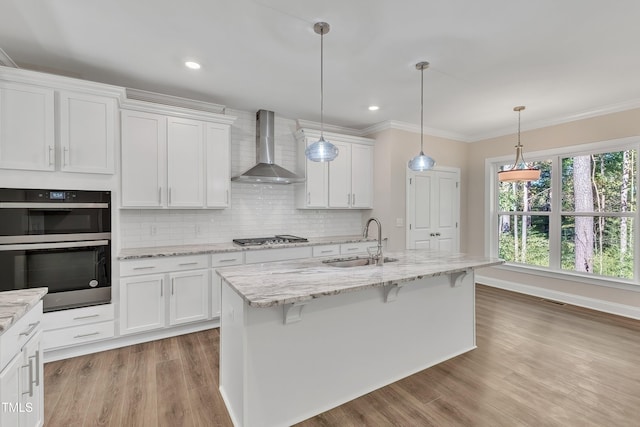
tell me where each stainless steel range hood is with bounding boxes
[231,110,304,184]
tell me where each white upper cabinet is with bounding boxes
[205,122,231,208]
[167,117,204,207]
[121,110,167,207]
[0,82,55,171]
[59,91,117,174]
[120,103,235,209]
[296,129,374,209]
[0,68,124,175]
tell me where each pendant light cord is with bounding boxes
[320,28,324,140]
[420,66,424,154]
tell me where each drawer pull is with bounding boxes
[218,258,238,263]
[19,321,40,337]
[178,262,199,266]
[133,266,156,270]
[346,247,358,251]
[73,314,100,320]
[320,250,333,253]
[74,332,100,339]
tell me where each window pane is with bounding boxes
[498,160,552,212]
[561,216,634,279]
[498,215,549,267]
[561,150,637,212]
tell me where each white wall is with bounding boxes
[119,109,363,248]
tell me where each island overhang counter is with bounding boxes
[217,249,503,427]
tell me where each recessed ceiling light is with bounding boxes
[368,105,379,111]
[185,61,201,70]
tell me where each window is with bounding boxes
[490,139,638,283]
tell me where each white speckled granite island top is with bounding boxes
[118,235,376,260]
[217,249,503,307]
[0,288,47,334]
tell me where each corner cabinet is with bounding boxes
[295,129,374,209]
[120,104,235,209]
[0,67,123,174]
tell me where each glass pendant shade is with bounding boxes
[408,152,436,171]
[498,106,540,182]
[306,22,338,162]
[305,136,339,162]
[408,61,436,172]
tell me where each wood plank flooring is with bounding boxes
[44,285,640,426]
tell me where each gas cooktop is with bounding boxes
[233,235,308,247]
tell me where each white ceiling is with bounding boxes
[2,0,640,142]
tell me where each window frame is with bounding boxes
[485,136,640,289]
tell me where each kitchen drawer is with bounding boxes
[43,304,114,331]
[245,246,313,264]
[211,252,244,268]
[340,241,377,255]
[0,301,43,370]
[120,254,209,276]
[42,320,114,350]
[313,245,340,257]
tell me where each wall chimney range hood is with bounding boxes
[231,110,304,184]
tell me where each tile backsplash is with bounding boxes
[119,109,365,248]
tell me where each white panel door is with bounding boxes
[407,169,460,251]
[169,269,209,326]
[205,122,231,208]
[121,110,167,207]
[119,275,165,335]
[328,141,351,208]
[304,140,329,208]
[0,82,54,171]
[351,143,374,208]
[167,117,204,207]
[59,91,116,174]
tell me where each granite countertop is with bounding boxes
[118,235,377,260]
[0,288,48,335]
[217,249,503,308]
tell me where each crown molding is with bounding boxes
[125,88,226,115]
[295,119,363,136]
[0,48,17,68]
[360,120,472,143]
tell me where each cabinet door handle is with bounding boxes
[226,190,229,204]
[308,192,311,204]
[352,193,356,205]
[19,321,40,337]
[31,351,40,386]
[22,359,34,397]
[48,146,55,166]
[63,147,69,166]
[73,314,99,320]
[74,332,100,339]
[169,188,172,204]
[347,193,351,205]
[160,279,163,297]
[171,278,175,295]
[178,262,198,266]
[158,187,162,204]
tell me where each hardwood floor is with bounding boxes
[44,285,640,426]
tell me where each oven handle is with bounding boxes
[0,233,111,245]
[0,202,109,209]
[0,240,110,251]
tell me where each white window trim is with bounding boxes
[485,135,640,290]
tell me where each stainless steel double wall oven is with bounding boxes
[0,188,111,312]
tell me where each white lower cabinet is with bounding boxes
[210,253,245,319]
[42,304,115,351]
[119,255,211,335]
[168,269,209,325]
[0,301,43,427]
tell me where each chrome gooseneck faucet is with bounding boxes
[363,217,384,266]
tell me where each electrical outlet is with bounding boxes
[396,218,404,227]
[150,225,157,235]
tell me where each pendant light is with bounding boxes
[408,62,436,171]
[305,22,339,162]
[497,106,541,182]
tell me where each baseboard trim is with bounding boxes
[476,275,640,320]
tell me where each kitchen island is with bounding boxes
[217,249,502,427]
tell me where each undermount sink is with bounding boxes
[322,256,399,268]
